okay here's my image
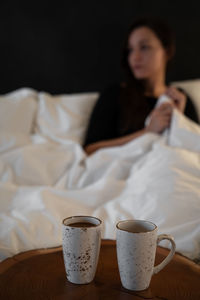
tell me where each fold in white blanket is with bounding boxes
[0,104,200,261]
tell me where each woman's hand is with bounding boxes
[165,86,187,113]
[146,103,173,134]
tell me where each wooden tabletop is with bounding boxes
[0,240,200,300]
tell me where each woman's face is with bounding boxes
[127,26,168,81]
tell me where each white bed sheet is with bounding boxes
[0,105,200,262]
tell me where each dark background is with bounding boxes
[0,0,200,94]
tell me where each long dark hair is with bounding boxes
[119,16,176,135]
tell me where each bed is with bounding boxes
[0,79,200,262]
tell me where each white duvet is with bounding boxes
[0,91,200,262]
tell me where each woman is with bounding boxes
[84,17,199,155]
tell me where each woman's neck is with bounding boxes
[143,77,167,98]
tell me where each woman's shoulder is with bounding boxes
[100,82,125,93]
[101,82,127,92]
[97,82,125,104]
[120,82,127,88]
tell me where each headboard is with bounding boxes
[0,1,200,94]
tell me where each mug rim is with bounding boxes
[62,215,102,227]
[116,219,157,233]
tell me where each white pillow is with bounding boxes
[171,79,200,120]
[36,92,99,144]
[0,88,38,134]
[0,131,31,153]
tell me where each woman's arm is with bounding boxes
[84,128,149,155]
[84,102,173,155]
[83,84,121,148]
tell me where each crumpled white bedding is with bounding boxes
[0,93,200,262]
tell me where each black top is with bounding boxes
[84,84,199,147]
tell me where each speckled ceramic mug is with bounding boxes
[116,219,176,291]
[62,216,102,284]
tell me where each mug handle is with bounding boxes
[153,234,176,275]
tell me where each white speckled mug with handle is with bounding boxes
[116,219,176,291]
[62,216,102,284]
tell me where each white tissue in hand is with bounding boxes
[145,94,172,127]
[155,94,172,108]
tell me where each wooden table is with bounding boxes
[0,240,200,300]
